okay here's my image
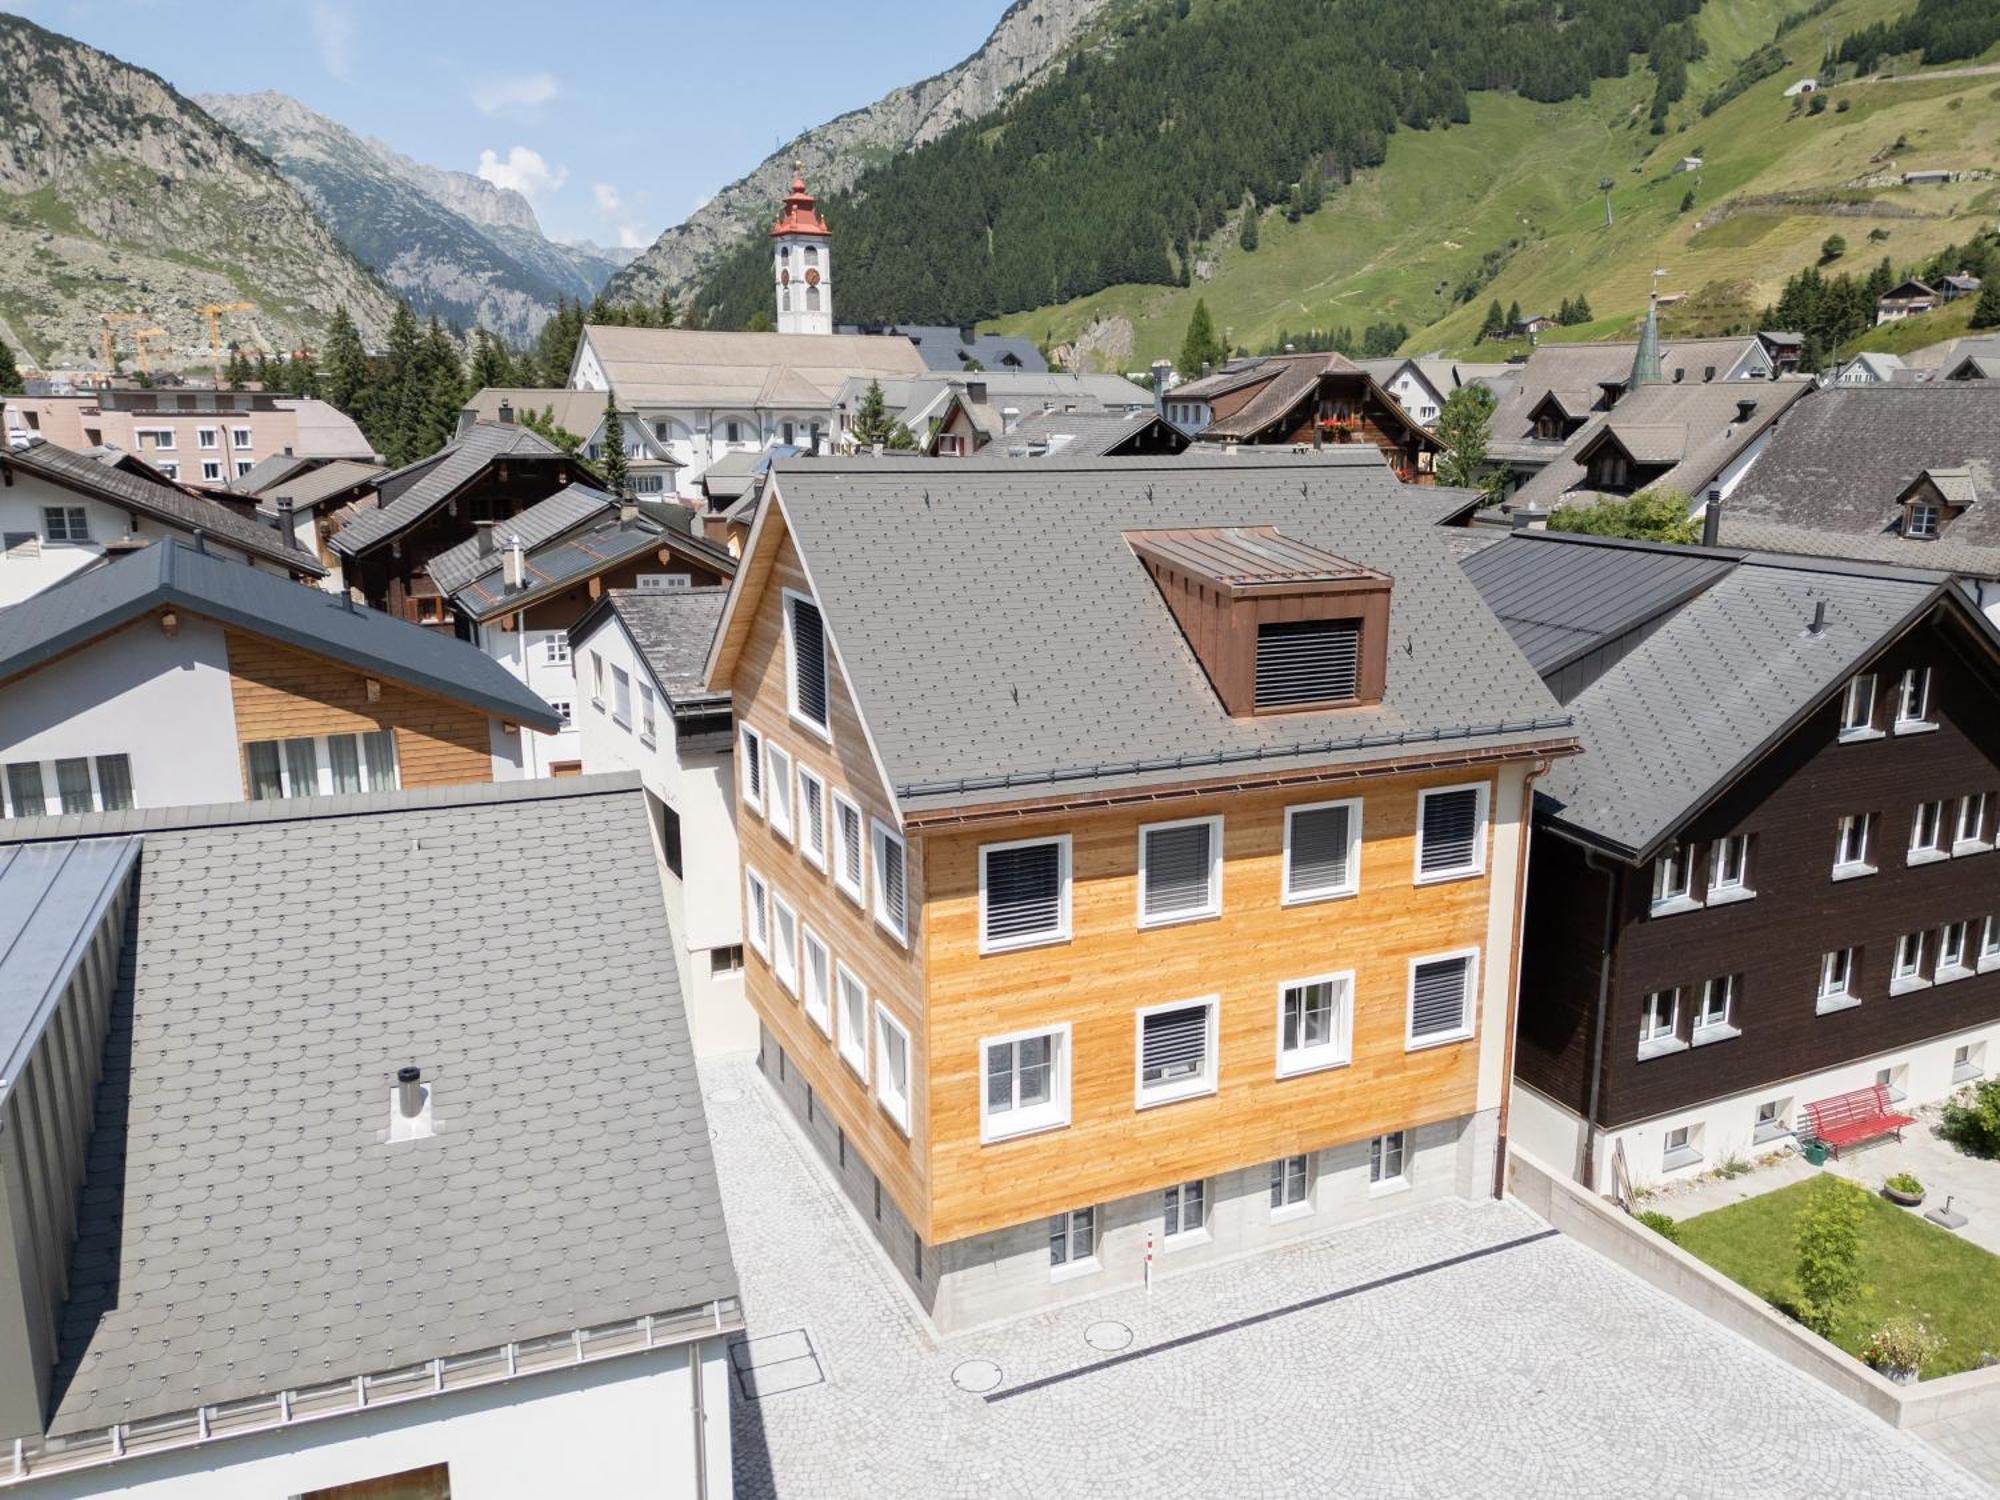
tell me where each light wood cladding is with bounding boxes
[728,517,932,1234]
[224,630,495,792]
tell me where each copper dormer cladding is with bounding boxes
[1128,526,1392,717]
[770,163,831,239]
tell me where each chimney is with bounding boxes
[473,518,498,556]
[282,445,294,457]
[1701,498,1722,547]
[1735,398,1758,422]
[619,496,639,525]
[966,378,988,407]
[275,497,294,537]
[497,399,515,425]
[503,534,527,591]
[1150,359,1171,416]
[1511,506,1549,531]
[1201,361,1213,379]
[191,528,207,554]
[1001,405,1021,434]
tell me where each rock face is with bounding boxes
[0,15,401,374]
[605,0,1111,305]
[202,91,633,344]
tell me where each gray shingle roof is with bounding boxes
[0,540,560,731]
[1539,559,1942,856]
[1,441,324,574]
[1488,335,1770,443]
[20,776,736,1435]
[228,453,317,495]
[760,452,1572,814]
[331,423,576,557]
[426,483,616,597]
[582,588,731,709]
[1459,532,1736,675]
[1721,384,2000,576]
[254,459,387,513]
[1001,411,1189,457]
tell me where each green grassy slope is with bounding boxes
[987,0,2000,367]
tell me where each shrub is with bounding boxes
[1884,1171,1923,1195]
[1636,1210,1681,1244]
[1809,93,1828,114]
[1717,1155,1750,1180]
[1863,1316,1943,1376]
[1836,97,1852,113]
[1821,233,1847,263]
[1941,1077,2000,1155]
[1548,490,1699,544]
[1791,1178,1867,1337]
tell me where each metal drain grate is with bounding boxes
[1084,1320,1133,1352]
[950,1359,1004,1394]
[728,1328,825,1400]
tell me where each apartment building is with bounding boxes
[705,451,1576,1329]
[2,389,370,481]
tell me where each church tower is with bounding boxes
[772,164,833,335]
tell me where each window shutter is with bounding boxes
[1288,805,1351,894]
[1255,620,1360,708]
[1142,1004,1208,1083]
[881,836,905,924]
[840,804,863,882]
[1410,957,1470,1039]
[1420,789,1479,873]
[791,597,828,727]
[1144,823,1213,918]
[985,843,1062,942]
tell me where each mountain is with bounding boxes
[201,91,631,344]
[0,14,400,374]
[603,0,1116,306]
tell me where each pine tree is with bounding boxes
[223,343,251,391]
[1972,282,2000,330]
[1238,201,1260,252]
[518,405,584,455]
[1505,300,1522,333]
[1679,188,1695,214]
[1178,298,1223,377]
[847,379,916,450]
[535,299,587,388]
[1557,297,1575,325]
[321,305,370,417]
[1478,300,1506,342]
[597,392,630,495]
[1299,167,1324,216]
[1572,293,1592,323]
[287,351,320,400]
[468,329,514,391]
[657,290,677,327]
[366,303,425,465]
[0,337,22,397]
[414,317,467,457]
[1434,384,1495,491]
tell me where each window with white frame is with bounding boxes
[1709,835,1752,899]
[1908,800,1947,862]
[1269,1155,1311,1214]
[1983,915,2000,971]
[1894,667,1933,731]
[1875,1064,1909,1102]
[875,1007,911,1133]
[543,636,570,665]
[710,945,744,977]
[157,461,179,480]
[610,665,632,728]
[1415,784,1487,882]
[591,652,605,707]
[1277,972,1352,1076]
[1956,1043,1986,1084]
[1650,846,1694,912]
[1753,1098,1791,1144]
[1833,813,1874,876]
[638,682,657,742]
[796,764,828,870]
[771,890,799,995]
[744,867,770,958]
[1817,947,1858,1010]
[766,744,793,841]
[836,962,869,1078]
[1135,997,1218,1106]
[1908,502,1941,539]
[801,926,832,1033]
[42,506,90,544]
[1048,1207,1095,1270]
[233,460,252,477]
[135,428,174,451]
[246,731,397,800]
[980,836,1070,952]
[230,427,253,450]
[551,700,572,728]
[1138,816,1221,926]
[1694,976,1737,1041]
[871,820,907,943]
[197,427,219,450]
[201,460,222,482]
[1369,1131,1407,1188]
[1662,1124,1701,1170]
[833,791,865,901]
[1639,987,1680,1057]
[1283,799,1361,902]
[1938,920,1972,980]
[982,1026,1069,1141]
[1839,674,1877,739]
[784,590,830,737]
[739,726,764,814]
[1163,1180,1206,1239]
[1955,793,1990,852]
[2,755,134,817]
[1407,950,1476,1048]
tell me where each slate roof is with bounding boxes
[580,324,928,408]
[0,540,560,731]
[0,441,324,575]
[1720,384,2000,576]
[426,484,616,597]
[331,423,575,557]
[5,776,737,1435]
[1173,353,1442,448]
[1487,335,1769,443]
[1507,377,1815,514]
[1459,531,1736,676]
[450,513,725,623]
[1000,410,1189,456]
[745,452,1573,815]
[228,453,317,495]
[254,459,387,514]
[578,588,731,709]
[846,324,1048,373]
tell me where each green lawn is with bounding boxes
[1677,1178,2000,1378]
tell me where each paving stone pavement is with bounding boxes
[700,1055,1992,1500]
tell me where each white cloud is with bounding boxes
[309,2,354,82]
[470,73,561,118]
[476,146,568,205]
[618,225,650,250]
[592,183,621,215]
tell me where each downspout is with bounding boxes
[1576,848,1624,1191]
[689,1337,710,1500]
[1491,755,1550,1200]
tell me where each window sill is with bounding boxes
[1136,908,1221,932]
[639,734,656,750]
[1367,1177,1412,1200]
[1049,1255,1100,1284]
[1136,1079,1218,1111]
[1838,727,1885,744]
[1413,866,1484,888]
[1936,965,1975,985]
[1662,1146,1704,1172]
[1281,885,1359,908]
[1276,1051,1352,1080]
[1907,849,1950,867]
[876,1098,912,1138]
[1406,1027,1474,1053]
[980,1111,1070,1145]
[1162,1227,1211,1253]
[1889,975,1931,997]
[1692,1023,1741,1047]
[1815,994,1862,1015]
[1982,956,2000,974]
[1704,886,1756,908]
[1955,1064,1985,1085]
[873,912,910,949]
[1952,840,1991,858]
[1830,863,1877,882]
[1892,720,1939,736]
[1648,894,1702,919]
[1269,1201,1315,1224]
[770,825,793,846]
[1752,1123,1793,1147]
[1637,1037,1689,1062]
[834,878,865,908]
[611,715,631,731]
[978,930,1072,958]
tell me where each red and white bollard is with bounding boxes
[1144,1233,1154,1294]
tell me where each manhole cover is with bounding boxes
[951,1359,1003,1393]
[708,1087,744,1104]
[1084,1320,1132,1352]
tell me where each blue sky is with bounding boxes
[1,0,1002,248]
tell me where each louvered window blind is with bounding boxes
[839,802,863,888]
[984,842,1064,945]
[742,730,763,804]
[877,832,906,931]
[1288,805,1353,896]
[1255,619,1360,708]
[1141,1004,1210,1090]
[1420,789,1480,875]
[790,596,829,728]
[1143,823,1214,919]
[1410,956,1471,1040]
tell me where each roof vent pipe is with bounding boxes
[497,399,515,425]
[397,1066,424,1119]
[1810,599,1827,636]
[1701,499,1721,548]
[1735,399,1758,422]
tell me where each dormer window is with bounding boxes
[1897,467,1976,540]
[1907,502,1940,539]
[1128,526,1391,718]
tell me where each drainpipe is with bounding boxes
[690,1337,709,1500]
[1577,848,1625,1191]
[1491,756,1550,1200]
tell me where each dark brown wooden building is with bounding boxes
[1170,353,1443,482]
[1463,530,2000,1190]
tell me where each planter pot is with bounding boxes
[1882,1185,1925,1207]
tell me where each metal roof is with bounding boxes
[425,483,616,597]
[331,423,576,557]
[0,540,560,731]
[1127,526,1383,589]
[16,776,737,1435]
[0,838,139,1095]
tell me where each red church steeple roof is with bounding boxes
[770,162,831,239]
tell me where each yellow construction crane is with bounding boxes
[97,311,145,373]
[199,301,256,382]
[132,328,171,377]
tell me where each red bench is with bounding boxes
[1802,1084,1916,1158]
